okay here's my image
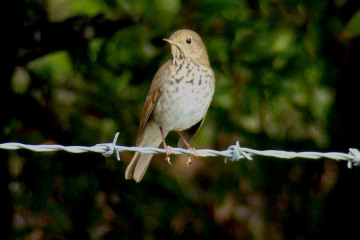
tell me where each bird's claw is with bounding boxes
[165,145,174,165]
[187,156,192,166]
[186,147,198,166]
[166,155,172,165]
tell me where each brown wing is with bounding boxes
[136,61,170,146]
[177,116,206,148]
[138,87,162,136]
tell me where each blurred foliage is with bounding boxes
[2,0,360,239]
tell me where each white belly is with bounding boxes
[153,63,214,131]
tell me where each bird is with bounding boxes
[125,29,215,182]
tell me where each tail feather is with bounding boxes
[125,152,140,180]
[125,122,168,182]
[133,153,155,182]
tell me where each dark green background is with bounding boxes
[2,0,360,239]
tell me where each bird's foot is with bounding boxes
[164,145,174,165]
[187,147,198,166]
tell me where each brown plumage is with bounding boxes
[125,29,215,182]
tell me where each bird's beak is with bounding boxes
[163,38,176,45]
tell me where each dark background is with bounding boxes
[2,0,360,239]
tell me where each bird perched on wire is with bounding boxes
[125,29,215,182]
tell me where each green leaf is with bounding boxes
[341,9,360,39]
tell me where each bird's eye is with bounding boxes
[186,38,192,44]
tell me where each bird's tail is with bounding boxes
[125,123,168,182]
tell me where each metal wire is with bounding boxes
[1,132,359,168]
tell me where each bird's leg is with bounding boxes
[177,131,198,166]
[160,127,173,165]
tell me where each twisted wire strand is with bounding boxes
[1,132,359,168]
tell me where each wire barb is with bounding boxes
[96,132,121,161]
[0,132,358,168]
[224,141,253,163]
[348,148,360,168]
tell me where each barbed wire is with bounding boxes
[1,132,359,168]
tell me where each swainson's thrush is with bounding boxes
[125,29,215,182]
